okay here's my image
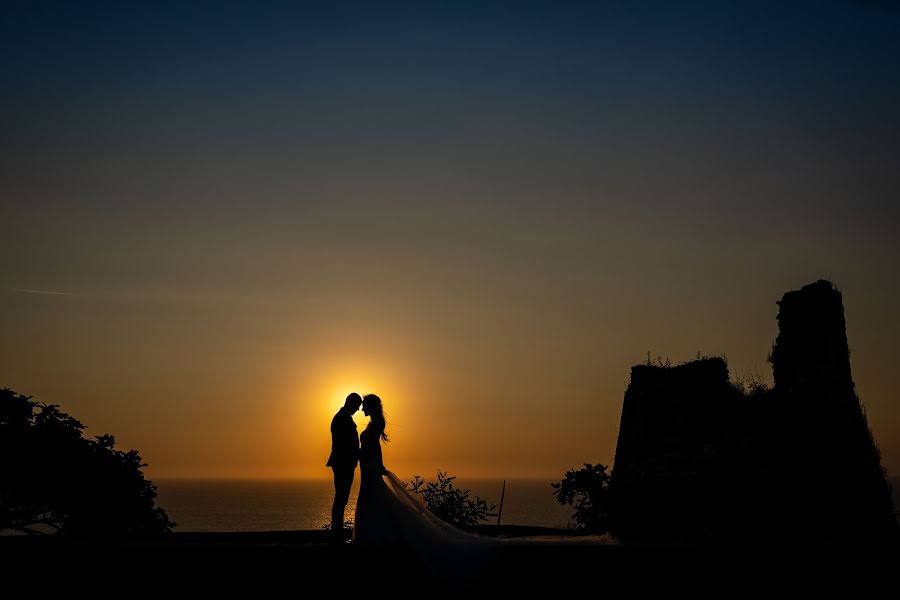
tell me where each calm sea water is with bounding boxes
[156,475,900,532]
[155,478,575,532]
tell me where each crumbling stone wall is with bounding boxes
[609,281,895,543]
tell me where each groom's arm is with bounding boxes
[336,416,358,462]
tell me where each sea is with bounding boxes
[155,478,574,532]
[154,476,900,533]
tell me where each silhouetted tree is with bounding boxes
[0,388,174,536]
[409,471,496,530]
[552,463,611,533]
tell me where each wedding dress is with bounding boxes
[353,427,615,581]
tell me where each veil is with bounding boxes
[380,471,617,582]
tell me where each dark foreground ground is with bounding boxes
[2,526,897,594]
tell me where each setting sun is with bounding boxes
[288,360,414,477]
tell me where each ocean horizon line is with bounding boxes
[152,475,565,482]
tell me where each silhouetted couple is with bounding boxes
[326,392,387,543]
[331,391,469,548]
[326,392,614,578]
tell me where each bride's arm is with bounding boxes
[377,442,387,474]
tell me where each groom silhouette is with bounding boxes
[326,392,361,543]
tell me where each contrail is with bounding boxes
[11,288,85,297]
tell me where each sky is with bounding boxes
[2,1,899,479]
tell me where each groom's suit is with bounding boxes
[327,407,359,539]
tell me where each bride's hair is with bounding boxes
[362,393,389,442]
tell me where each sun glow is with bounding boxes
[317,366,398,418]
[290,359,414,477]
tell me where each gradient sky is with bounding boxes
[2,1,899,479]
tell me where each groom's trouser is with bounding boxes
[331,465,355,540]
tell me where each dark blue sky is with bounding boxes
[2,1,899,477]
[4,2,899,223]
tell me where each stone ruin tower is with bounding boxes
[610,280,895,543]
[769,280,894,538]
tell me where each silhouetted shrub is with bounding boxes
[552,463,611,533]
[409,471,496,530]
[731,366,772,397]
[0,388,174,536]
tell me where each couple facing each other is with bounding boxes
[328,392,465,548]
[326,392,389,543]
[327,392,483,549]
[326,393,614,575]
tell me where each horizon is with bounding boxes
[2,1,899,480]
[151,475,564,481]
[152,473,900,482]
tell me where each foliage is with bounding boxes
[409,471,496,530]
[731,366,772,398]
[0,388,174,536]
[644,352,673,368]
[552,463,611,533]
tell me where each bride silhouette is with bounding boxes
[353,393,395,545]
[351,393,615,581]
